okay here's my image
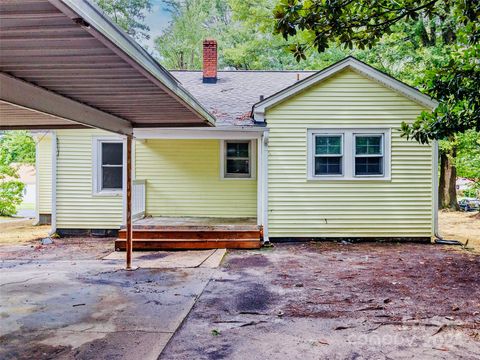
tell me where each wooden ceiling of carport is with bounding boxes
[0,0,214,133]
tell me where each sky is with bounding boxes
[142,0,172,53]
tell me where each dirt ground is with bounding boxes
[162,243,480,359]
[0,236,113,261]
[0,218,50,245]
[439,210,480,252]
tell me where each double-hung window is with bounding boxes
[221,140,256,179]
[314,135,343,176]
[93,139,124,195]
[308,129,390,180]
[354,135,384,176]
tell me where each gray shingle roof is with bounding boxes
[171,70,316,126]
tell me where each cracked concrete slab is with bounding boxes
[102,249,226,269]
[0,251,216,360]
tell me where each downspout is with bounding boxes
[34,135,40,225]
[433,140,442,240]
[262,131,270,244]
[50,131,57,235]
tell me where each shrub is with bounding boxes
[0,164,25,216]
[0,180,25,216]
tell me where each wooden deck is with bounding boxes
[115,217,262,250]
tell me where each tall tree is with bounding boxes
[95,0,152,41]
[155,0,226,69]
[274,0,480,209]
[154,0,313,70]
[0,131,35,166]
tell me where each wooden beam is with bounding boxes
[0,72,132,136]
[125,136,133,269]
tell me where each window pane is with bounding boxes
[102,143,123,165]
[315,136,341,155]
[227,159,249,174]
[355,136,382,155]
[315,156,342,175]
[102,166,123,189]
[355,157,383,175]
[227,142,249,158]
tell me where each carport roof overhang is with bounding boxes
[0,0,215,136]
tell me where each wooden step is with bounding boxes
[117,229,261,240]
[114,238,261,250]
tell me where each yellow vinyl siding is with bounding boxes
[266,69,434,238]
[135,139,257,217]
[55,129,123,229]
[37,134,52,214]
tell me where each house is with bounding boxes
[456,177,475,192]
[34,40,438,249]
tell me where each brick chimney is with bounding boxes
[203,39,217,83]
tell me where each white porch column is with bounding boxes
[50,131,57,235]
[262,131,269,243]
[257,135,263,226]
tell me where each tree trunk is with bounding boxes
[439,147,459,210]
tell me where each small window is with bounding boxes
[224,140,251,178]
[101,142,123,189]
[314,135,343,175]
[354,135,384,176]
[94,139,123,194]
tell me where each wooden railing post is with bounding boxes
[126,135,133,270]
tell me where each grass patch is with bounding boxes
[18,202,35,210]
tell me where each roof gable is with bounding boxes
[252,56,438,122]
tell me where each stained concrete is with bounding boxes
[0,249,221,360]
[102,249,226,268]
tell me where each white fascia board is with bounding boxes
[0,73,133,136]
[50,0,215,127]
[134,127,267,140]
[253,57,438,121]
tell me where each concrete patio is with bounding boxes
[0,245,225,360]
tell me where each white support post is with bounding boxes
[262,131,269,243]
[257,137,263,226]
[50,131,57,235]
[34,137,40,225]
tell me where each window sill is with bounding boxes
[92,190,123,197]
[221,176,256,181]
[307,176,391,181]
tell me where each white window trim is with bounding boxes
[92,137,125,196]
[220,139,257,180]
[307,128,391,181]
